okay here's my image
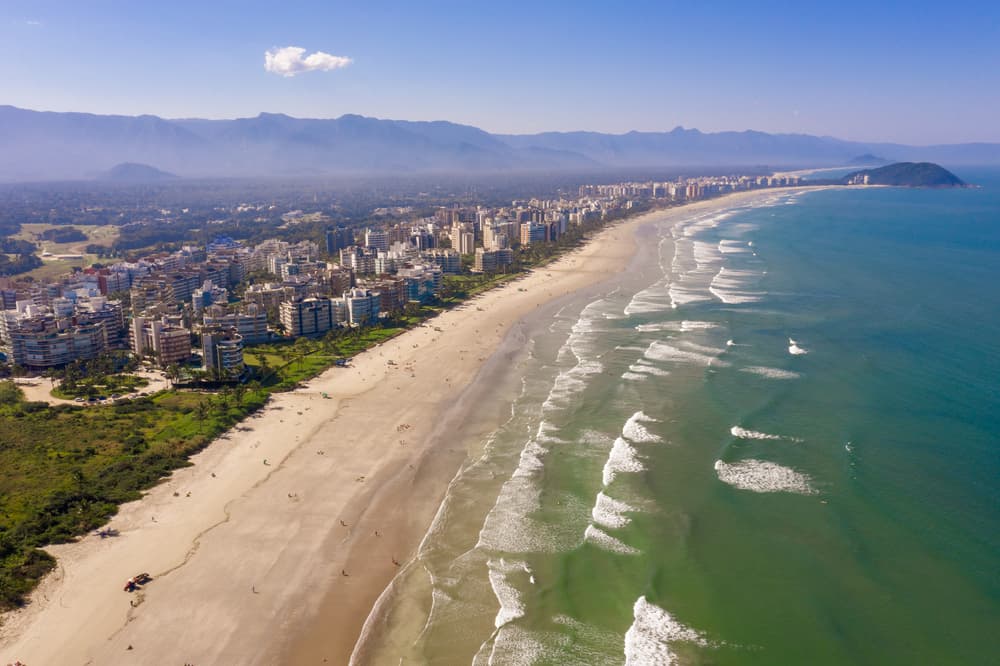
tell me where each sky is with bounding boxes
[1,0,998,144]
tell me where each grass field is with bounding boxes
[12,224,119,280]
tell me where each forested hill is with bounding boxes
[843,162,967,187]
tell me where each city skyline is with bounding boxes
[2,0,998,144]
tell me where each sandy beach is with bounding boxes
[0,188,824,666]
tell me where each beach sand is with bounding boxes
[0,188,824,665]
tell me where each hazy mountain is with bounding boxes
[0,105,996,182]
[99,162,178,182]
[847,153,890,166]
[0,105,205,182]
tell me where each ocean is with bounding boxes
[359,172,1000,665]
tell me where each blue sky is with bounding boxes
[2,0,998,143]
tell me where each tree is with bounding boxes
[233,383,246,407]
[194,400,209,432]
[165,364,182,386]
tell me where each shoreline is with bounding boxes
[0,186,834,666]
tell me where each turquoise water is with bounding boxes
[364,174,1000,665]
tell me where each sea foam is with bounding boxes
[629,361,671,377]
[584,524,639,555]
[624,596,710,665]
[623,411,661,443]
[487,558,529,628]
[718,239,751,254]
[709,266,763,304]
[680,320,718,331]
[788,338,809,355]
[633,320,715,333]
[644,341,726,367]
[714,459,817,494]
[740,366,801,380]
[591,491,636,529]
[602,437,644,486]
[475,624,545,666]
[730,425,803,442]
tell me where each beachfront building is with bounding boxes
[0,315,107,369]
[423,249,461,274]
[482,222,512,251]
[344,288,380,327]
[131,315,192,366]
[0,297,120,368]
[66,296,128,349]
[280,298,341,337]
[202,303,270,345]
[397,265,443,303]
[202,327,245,378]
[472,248,514,273]
[360,278,406,313]
[519,221,548,246]
[244,282,297,311]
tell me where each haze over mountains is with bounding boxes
[1,105,998,182]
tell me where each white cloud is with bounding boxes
[264,46,352,77]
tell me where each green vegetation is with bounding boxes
[244,323,408,390]
[440,272,519,302]
[38,227,88,243]
[0,239,36,255]
[0,252,42,276]
[51,374,148,400]
[47,354,143,399]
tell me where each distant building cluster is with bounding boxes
[0,170,801,374]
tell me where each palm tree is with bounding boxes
[194,399,209,432]
[257,354,270,377]
[233,383,246,407]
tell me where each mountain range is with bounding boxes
[1,105,998,182]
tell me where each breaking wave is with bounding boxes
[643,340,727,367]
[623,411,661,443]
[584,524,639,555]
[487,558,531,628]
[629,361,671,377]
[730,425,803,443]
[591,491,636,529]
[788,338,809,355]
[602,437,644,486]
[624,596,711,665]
